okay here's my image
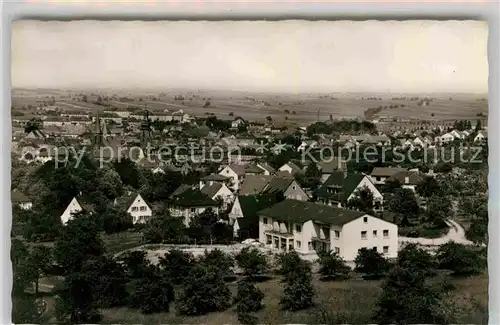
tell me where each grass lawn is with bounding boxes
[102,231,144,255]
[100,272,488,325]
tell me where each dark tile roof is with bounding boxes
[245,163,266,174]
[258,199,366,226]
[169,188,219,207]
[200,182,223,198]
[11,189,30,203]
[318,158,347,174]
[170,184,193,198]
[264,177,294,194]
[370,167,407,177]
[387,170,425,186]
[315,172,366,202]
[202,174,231,181]
[239,175,273,195]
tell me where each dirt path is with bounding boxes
[399,219,474,247]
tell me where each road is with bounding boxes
[399,219,474,247]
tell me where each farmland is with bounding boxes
[11,88,488,126]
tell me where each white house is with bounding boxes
[11,190,32,210]
[297,140,318,152]
[200,182,234,209]
[152,166,165,175]
[219,164,246,191]
[386,170,425,193]
[370,167,408,185]
[126,193,153,224]
[278,162,302,175]
[450,129,463,139]
[437,132,455,144]
[168,187,220,226]
[231,117,246,129]
[258,200,398,263]
[474,130,487,143]
[60,197,83,225]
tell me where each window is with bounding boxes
[266,235,272,245]
[373,230,378,237]
[296,240,301,248]
[363,217,368,223]
[292,185,296,190]
[191,208,196,213]
[263,217,268,225]
[361,231,367,239]
[295,224,302,232]
[226,170,230,174]
[383,229,389,237]
[373,247,377,251]
[334,230,340,238]
[131,207,138,212]
[140,206,146,211]
[334,247,340,254]
[383,246,389,254]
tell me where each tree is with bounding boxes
[199,249,234,278]
[53,212,104,273]
[276,250,302,277]
[397,243,436,277]
[102,206,133,234]
[120,250,153,279]
[416,176,442,198]
[346,186,375,214]
[143,215,186,244]
[234,280,264,313]
[316,250,351,280]
[96,167,123,199]
[82,95,88,102]
[436,242,486,275]
[373,265,456,324]
[55,268,102,323]
[304,163,321,190]
[127,267,175,314]
[235,247,269,279]
[88,256,129,308]
[177,264,232,315]
[25,245,52,294]
[280,258,315,311]
[12,295,42,324]
[159,249,196,284]
[266,116,273,122]
[386,188,420,225]
[475,119,482,131]
[24,118,42,134]
[112,158,142,189]
[383,178,402,193]
[354,248,391,279]
[466,206,488,245]
[424,195,452,228]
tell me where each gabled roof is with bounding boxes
[258,199,366,226]
[200,182,224,199]
[263,177,295,194]
[169,188,219,207]
[239,175,274,195]
[170,184,193,198]
[11,189,30,203]
[387,170,426,186]
[257,162,275,174]
[318,158,346,174]
[226,164,246,176]
[202,174,231,182]
[315,172,366,202]
[280,161,301,175]
[245,164,265,174]
[370,167,407,177]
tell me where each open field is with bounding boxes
[12,89,488,126]
[98,272,487,324]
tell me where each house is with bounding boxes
[318,158,348,184]
[229,195,279,239]
[125,193,153,224]
[199,174,232,190]
[200,182,234,208]
[316,172,383,211]
[474,130,487,143]
[245,163,266,176]
[278,161,302,176]
[370,167,407,185]
[386,170,426,192]
[263,177,309,201]
[168,187,220,226]
[152,166,165,174]
[256,162,275,175]
[239,175,274,196]
[297,140,318,152]
[60,197,84,225]
[258,200,398,262]
[219,164,246,191]
[435,132,455,144]
[450,129,463,139]
[231,117,246,129]
[11,189,32,210]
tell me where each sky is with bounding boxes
[11,20,488,93]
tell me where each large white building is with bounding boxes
[258,199,398,262]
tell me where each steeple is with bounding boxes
[91,108,104,148]
[140,106,152,148]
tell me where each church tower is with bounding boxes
[92,108,104,147]
[140,108,152,148]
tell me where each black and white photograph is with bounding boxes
[10,19,488,324]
